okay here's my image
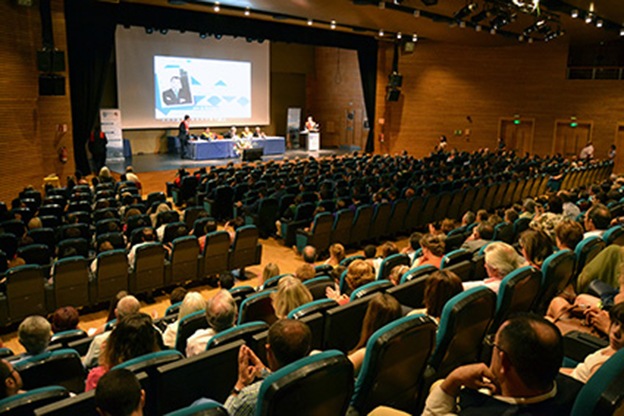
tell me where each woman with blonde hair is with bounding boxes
[260,263,280,287]
[324,243,345,267]
[162,292,206,348]
[272,276,313,319]
[98,166,115,184]
[326,259,376,305]
[412,234,446,269]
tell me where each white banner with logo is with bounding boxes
[100,108,124,161]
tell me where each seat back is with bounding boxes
[95,249,129,302]
[52,256,90,309]
[304,276,336,300]
[0,233,17,259]
[17,244,51,266]
[229,225,261,270]
[238,291,277,326]
[5,265,47,324]
[206,321,269,351]
[604,225,624,246]
[491,266,542,332]
[165,402,229,416]
[170,236,200,285]
[33,389,96,416]
[288,299,338,320]
[203,231,230,277]
[162,222,187,244]
[513,217,531,241]
[349,205,374,246]
[332,209,356,245]
[377,253,411,280]
[323,296,372,353]
[175,311,210,354]
[131,243,165,293]
[16,349,87,393]
[114,350,184,376]
[369,203,391,241]
[256,350,354,416]
[301,212,333,253]
[493,222,514,244]
[387,199,408,237]
[440,249,472,268]
[26,228,55,251]
[49,329,88,350]
[0,387,69,415]
[387,275,428,309]
[534,250,576,314]
[430,287,496,378]
[252,198,280,238]
[56,238,89,258]
[155,341,242,415]
[0,220,26,238]
[340,254,365,267]
[571,348,624,416]
[350,281,393,301]
[575,236,606,275]
[405,196,425,230]
[350,315,437,414]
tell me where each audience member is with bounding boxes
[518,229,553,269]
[410,270,463,323]
[219,271,235,290]
[326,259,375,304]
[86,313,160,391]
[260,263,280,287]
[12,316,51,365]
[461,223,494,254]
[272,276,313,319]
[302,246,317,264]
[413,234,445,269]
[349,294,402,375]
[558,190,581,221]
[294,263,315,282]
[584,203,611,239]
[127,228,156,268]
[324,243,345,267]
[50,306,79,334]
[95,369,145,416]
[464,242,525,293]
[554,219,584,251]
[224,319,312,415]
[372,242,400,271]
[91,241,116,275]
[186,290,237,357]
[169,287,188,306]
[519,198,538,219]
[503,208,518,225]
[0,360,23,400]
[388,265,409,286]
[401,232,423,264]
[421,314,580,415]
[163,292,206,349]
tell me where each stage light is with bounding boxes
[307,19,313,25]
[585,13,593,24]
[214,2,220,12]
[490,28,496,35]
[413,10,421,18]
[379,29,384,36]
[571,9,579,18]
[396,32,402,39]
[412,33,418,42]
[475,24,482,32]
[459,21,466,28]
[330,20,336,29]
[596,19,603,28]
[244,7,250,16]
[215,34,223,39]
[621,28,624,36]
[160,28,168,35]
[518,34,524,41]
[454,3,477,20]
[199,32,207,38]
[145,27,154,34]
[528,37,534,43]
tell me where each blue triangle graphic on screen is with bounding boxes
[194,95,206,102]
[191,77,201,86]
[237,97,250,106]
[208,96,222,106]
[164,65,180,69]
[222,96,236,102]
[215,80,227,87]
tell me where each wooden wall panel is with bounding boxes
[375,40,624,160]
[308,47,366,150]
[0,0,74,205]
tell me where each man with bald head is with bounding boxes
[302,245,317,264]
[422,314,582,415]
[186,290,237,357]
[84,295,141,368]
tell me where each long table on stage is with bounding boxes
[186,137,286,160]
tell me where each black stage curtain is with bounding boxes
[64,1,378,171]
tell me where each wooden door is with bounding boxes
[553,121,592,158]
[614,123,624,174]
[498,119,535,154]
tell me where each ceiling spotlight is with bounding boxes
[199,32,207,39]
[379,1,385,9]
[518,34,524,41]
[412,33,418,42]
[215,34,222,39]
[585,13,593,24]
[160,28,168,35]
[459,21,466,28]
[413,10,421,18]
[475,24,482,32]
[621,28,624,36]
[454,3,477,20]
[571,9,579,18]
[307,19,313,26]
[397,32,402,39]
[145,27,154,34]
[528,37,534,43]
[490,28,496,35]
[596,19,603,28]
[330,20,336,29]
[214,2,220,12]
[379,29,384,36]
[490,14,511,30]
[244,7,250,16]
[523,19,545,35]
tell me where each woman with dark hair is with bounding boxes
[348,293,402,375]
[519,229,553,269]
[51,306,79,334]
[85,313,160,391]
[416,270,464,323]
[326,259,375,305]
[412,234,446,269]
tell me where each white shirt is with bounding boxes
[185,328,216,357]
[83,331,111,368]
[127,241,152,269]
[583,230,605,240]
[162,321,179,349]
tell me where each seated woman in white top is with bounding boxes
[349,293,402,376]
[562,302,624,383]
[162,292,206,348]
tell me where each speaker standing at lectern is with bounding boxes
[305,116,319,132]
[178,115,190,158]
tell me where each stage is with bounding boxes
[107,148,350,174]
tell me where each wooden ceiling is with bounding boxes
[126,0,623,46]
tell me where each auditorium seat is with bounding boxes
[57,237,90,258]
[50,256,90,309]
[323,296,372,353]
[204,185,234,221]
[377,253,410,280]
[261,273,291,291]
[369,203,391,242]
[129,242,165,295]
[404,196,424,231]
[0,233,18,259]
[93,207,120,223]
[94,218,121,236]
[280,202,315,247]
[183,206,206,230]
[349,205,374,247]
[245,197,279,239]
[304,276,335,300]
[201,230,230,278]
[429,287,496,379]
[165,402,229,416]
[166,236,200,286]
[533,249,576,315]
[574,236,605,276]
[440,249,474,281]
[0,386,69,416]
[49,329,88,350]
[256,350,354,416]
[228,225,262,271]
[172,175,198,207]
[89,249,128,305]
[155,211,181,230]
[493,221,514,244]
[17,244,51,266]
[146,191,167,208]
[175,310,209,355]
[114,350,184,375]
[331,209,356,246]
[420,195,440,230]
[433,192,452,223]
[0,265,47,325]
[162,222,187,244]
[288,299,338,320]
[296,212,333,254]
[238,290,277,326]
[15,349,86,393]
[603,225,624,246]
[350,314,437,415]
[387,275,428,309]
[387,199,408,238]
[229,286,255,309]
[126,214,151,237]
[489,266,541,333]
[350,281,392,301]
[26,228,55,252]
[205,321,269,351]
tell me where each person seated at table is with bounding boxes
[253,126,266,139]
[223,126,238,139]
[201,127,216,141]
[241,127,253,139]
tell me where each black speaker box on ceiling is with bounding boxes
[386,88,401,102]
[242,147,263,162]
[388,73,403,88]
[39,74,66,96]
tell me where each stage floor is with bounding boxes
[108,148,349,174]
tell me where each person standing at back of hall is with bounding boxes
[89,124,108,172]
[178,115,190,158]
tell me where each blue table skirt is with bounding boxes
[186,137,285,160]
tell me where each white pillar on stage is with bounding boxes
[307,132,320,151]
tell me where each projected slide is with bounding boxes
[154,55,251,121]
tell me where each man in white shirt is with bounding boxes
[127,228,157,270]
[579,141,595,160]
[186,290,237,357]
[583,203,611,239]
